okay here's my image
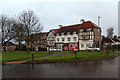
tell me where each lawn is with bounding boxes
[34,51,118,61]
[2,51,71,62]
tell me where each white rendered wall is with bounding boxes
[55,33,78,43]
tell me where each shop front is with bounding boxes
[63,43,69,51]
[56,43,64,51]
[47,45,56,51]
[69,43,78,51]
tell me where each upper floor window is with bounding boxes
[98,29,100,32]
[73,37,77,41]
[57,38,59,42]
[80,29,84,32]
[49,43,54,45]
[87,28,92,32]
[82,35,90,40]
[67,37,71,41]
[62,38,65,41]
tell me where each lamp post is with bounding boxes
[98,16,100,27]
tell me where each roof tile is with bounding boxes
[51,21,100,34]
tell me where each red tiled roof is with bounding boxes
[52,29,60,33]
[51,21,100,34]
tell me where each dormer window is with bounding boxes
[67,32,70,34]
[87,28,92,32]
[80,29,84,32]
[73,31,76,34]
[61,32,64,35]
[56,33,59,36]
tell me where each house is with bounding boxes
[4,42,16,51]
[101,36,115,51]
[47,19,102,51]
[112,35,120,45]
[29,32,48,51]
[47,29,59,50]
[112,35,120,49]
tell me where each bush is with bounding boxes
[15,45,27,51]
[38,47,47,51]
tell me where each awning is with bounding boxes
[47,45,55,47]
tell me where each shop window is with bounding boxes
[86,44,91,47]
[81,44,84,48]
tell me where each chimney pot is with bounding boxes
[114,35,117,38]
[80,19,85,24]
[59,25,62,28]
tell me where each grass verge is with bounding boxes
[2,51,71,62]
[33,51,118,61]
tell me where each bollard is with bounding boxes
[74,51,77,58]
[32,54,34,62]
[49,51,50,54]
[107,48,108,55]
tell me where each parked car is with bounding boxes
[49,48,62,51]
[86,47,100,51]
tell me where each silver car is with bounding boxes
[86,47,100,51]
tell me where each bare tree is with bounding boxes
[0,15,16,51]
[13,23,26,50]
[107,27,114,39]
[18,10,43,53]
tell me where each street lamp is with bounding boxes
[98,16,100,27]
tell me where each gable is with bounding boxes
[47,30,55,37]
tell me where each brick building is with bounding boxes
[29,32,48,51]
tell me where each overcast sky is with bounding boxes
[0,0,119,36]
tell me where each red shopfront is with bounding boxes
[69,43,78,51]
[63,43,69,51]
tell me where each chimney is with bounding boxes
[102,36,105,38]
[80,19,85,24]
[59,25,63,28]
[114,35,117,38]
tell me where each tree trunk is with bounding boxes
[3,46,6,51]
[18,40,22,51]
[3,42,7,51]
[27,41,30,53]
[27,32,30,53]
